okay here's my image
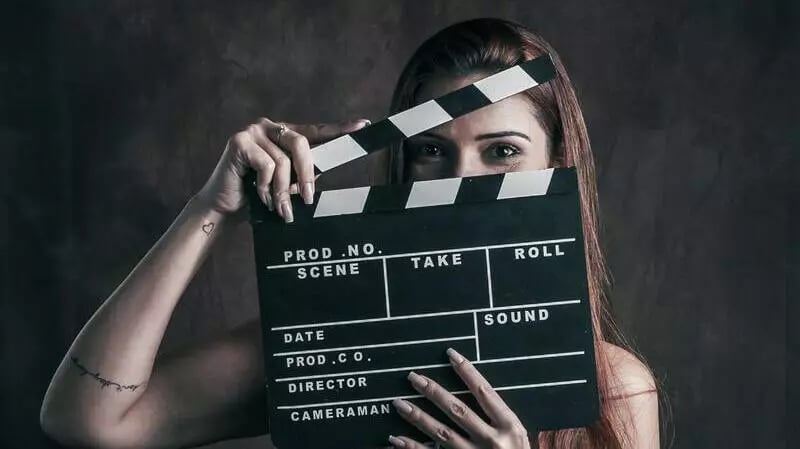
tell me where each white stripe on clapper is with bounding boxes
[311,134,368,173]
[474,65,539,102]
[497,168,554,199]
[405,177,462,209]
[388,100,452,137]
[313,186,371,218]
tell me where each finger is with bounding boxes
[387,435,429,449]
[288,173,322,196]
[407,372,495,441]
[258,118,328,205]
[232,131,275,211]
[270,125,316,205]
[248,124,293,223]
[392,399,475,449]
[446,348,522,429]
[287,119,370,145]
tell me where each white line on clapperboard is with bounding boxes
[271,299,581,331]
[266,237,576,270]
[274,351,585,382]
[273,335,475,357]
[484,248,494,308]
[472,312,481,360]
[275,379,588,410]
[382,259,391,317]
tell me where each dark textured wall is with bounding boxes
[2,0,795,448]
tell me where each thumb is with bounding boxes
[290,118,371,145]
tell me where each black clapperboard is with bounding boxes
[248,54,599,449]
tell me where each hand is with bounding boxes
[195,117,370,222]
[389,348,531,449]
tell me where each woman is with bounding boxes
[40,18,660,449]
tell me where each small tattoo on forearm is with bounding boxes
[201,221,215,235]
[70,357,144,392]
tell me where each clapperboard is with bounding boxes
[248,54,599,449]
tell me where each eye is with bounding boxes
[412,143,444,158]
[488,143,521,159]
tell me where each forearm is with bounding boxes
[41,195,228,436]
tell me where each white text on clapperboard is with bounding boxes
[275,239,574,423]
[285,242,565,279]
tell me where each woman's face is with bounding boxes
[405,74,552,182]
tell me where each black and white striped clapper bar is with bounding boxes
[248,54,599,449]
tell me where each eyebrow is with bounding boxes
[417,131,531,141]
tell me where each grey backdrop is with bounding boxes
[2,0,795,448]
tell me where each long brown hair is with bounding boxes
[383,18,663,449]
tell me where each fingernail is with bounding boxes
[388,436,406,447]
[302,182,314,205]
[446,348,464,364]
[392,398,413,414]
[263,187,273,211]
[349,118,370,129]
[280,201,294,223]
[407,371,428,389]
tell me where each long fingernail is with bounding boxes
[348,118,370,130]
[446,348,464,364]
[388,436,406,447]
[280,201,294,223]
[407,371,428,389]
[263,187,273,211]
[392,398,412,414]
[302,182,314,205]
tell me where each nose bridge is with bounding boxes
[451,149,482,178]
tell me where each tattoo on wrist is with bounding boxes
[201,221,215,235]
[70,357,144,392]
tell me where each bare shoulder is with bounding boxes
[597,341,660,448]
[599,341,657,398]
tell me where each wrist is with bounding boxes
[186,194,232,229]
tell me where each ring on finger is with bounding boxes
[275,123,289,146]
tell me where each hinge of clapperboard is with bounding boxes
[248,53,572,220]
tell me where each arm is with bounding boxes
[39,196,263,448]
[117,318,270,448]
[40,117,370,448]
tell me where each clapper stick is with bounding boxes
[248,53,599,449]
[310,54,556,173]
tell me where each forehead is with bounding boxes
[415,74,539,138]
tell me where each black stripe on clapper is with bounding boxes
[350,118,406,152]
[454,173,505,204]
[307,119,404,179]
[362,182,414,213]
[437,85,492,118]
[520,55,557,82]
[545,167,578,195]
